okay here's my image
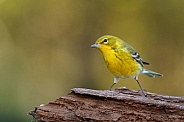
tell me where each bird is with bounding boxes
[91,35,163,96]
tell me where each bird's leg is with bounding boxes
[109,77,119,90]
[109,83,116,90]
[134,77,147,97]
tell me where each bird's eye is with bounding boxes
[103,39,108,44]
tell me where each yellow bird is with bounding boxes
[91,35,163,96]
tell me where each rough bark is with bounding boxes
[29,87,184,122]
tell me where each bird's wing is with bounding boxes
[131,51,150,67]
[124,42,150,67]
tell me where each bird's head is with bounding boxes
[91,35,123,52]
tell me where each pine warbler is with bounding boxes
[91,35,163,96]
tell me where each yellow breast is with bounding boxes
[100,47,141,78]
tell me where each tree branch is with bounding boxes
[29,87,184,121]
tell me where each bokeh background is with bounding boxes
[0,0,184,121]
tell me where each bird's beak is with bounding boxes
[91,43,100,48]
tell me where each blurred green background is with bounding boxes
[0,0,184,121]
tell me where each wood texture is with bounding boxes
[29,87,184,122]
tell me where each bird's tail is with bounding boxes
[143,69,163,78]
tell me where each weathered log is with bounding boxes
[29,87,184,122]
